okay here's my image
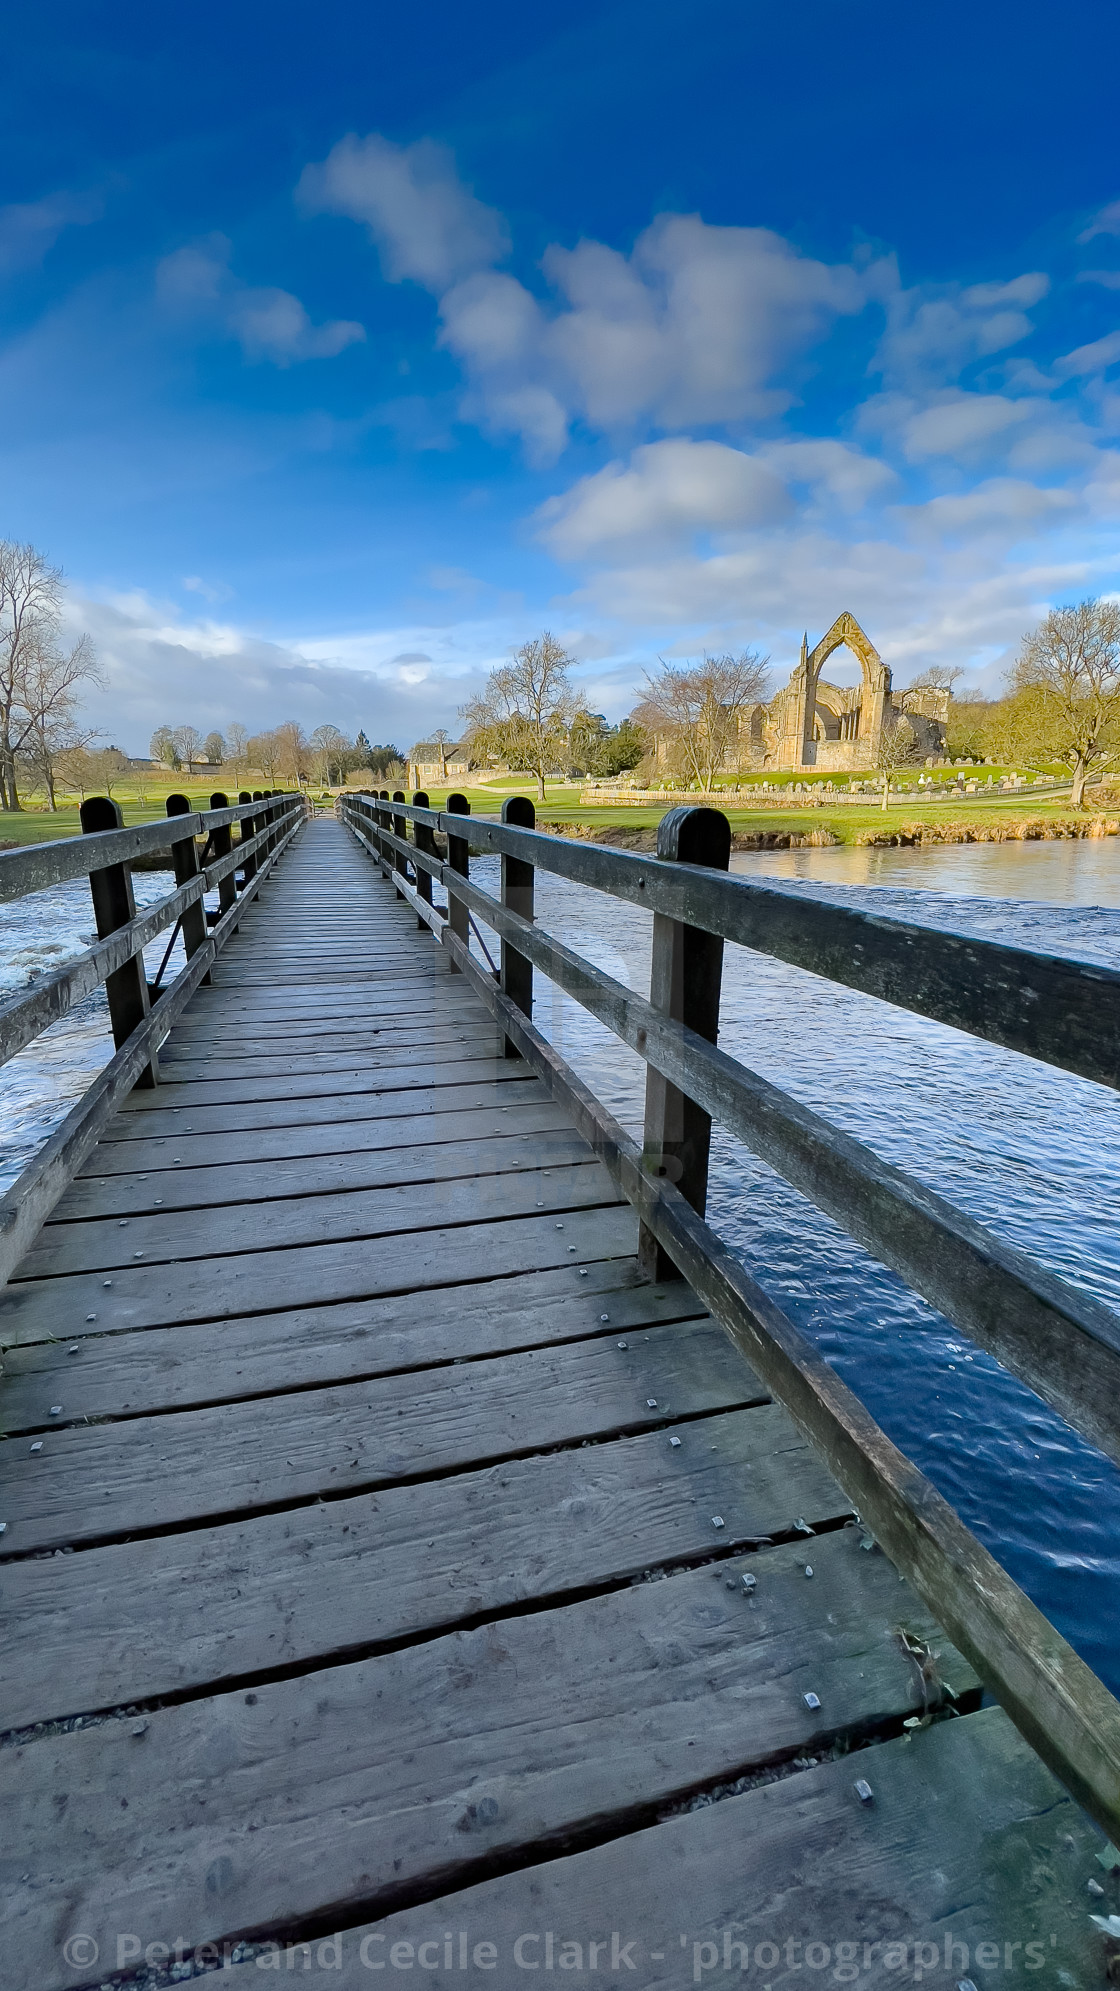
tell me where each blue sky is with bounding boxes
[5,0,1120,751]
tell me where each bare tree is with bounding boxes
[876,717,921,809]
[87,746,131,798]
[311,723,349,786]
[633,651,769,792]
[150,725,180,768]
[460,632,576,801]
[224,722,250,785]
[1010,599,1120,806]
[905,664,964,694]
[274,719,310,786]
[0,540,98,810]
[429,727,452,780]
[248,730,281,783]
[55,744,99,801]
[17,629,100,809]
[203,730,226,765]
[172,724,204,774]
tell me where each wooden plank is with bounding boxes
[111,1052,530,1114]
[74,1088,562,1176]
[54,1123,589,1221]
[0,1204,639,1342]
[146,1046,513,1105]
[0,1266,708,1428]
[0,1406,848,1728]
[21,1155,618,1278]
[85,1071,543,1146]
[151,1040,504,1084]
[163,1017,494,1054]
[328,1709,1102,1991]
[0,1319,761,1551]
[3,1534,980,1991]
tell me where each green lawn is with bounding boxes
[1,773,1111,855]
[0,786,299,848]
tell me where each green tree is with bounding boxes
[589,716,646,777]
[568,709,610,774]
[1010,599,1120,805]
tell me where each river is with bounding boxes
[2,838,1119,1695]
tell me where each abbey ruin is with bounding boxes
[746,612,949,772]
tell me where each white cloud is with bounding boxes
[897,478,1078,542]
[1076,269,1120,291]
[552,519,1100,696]
[0,188,103,274]
[893,392,1046,460]
[1054,330,1120,378]
[297,134,508,292]
[874,273,1048,385]
[1078,199,1120,244]
[535,440,791,557]
[156,236,364,366]
[757,438,896,510]
[441,215,876,457]
[68,592,546,751]
[302,137,880,460]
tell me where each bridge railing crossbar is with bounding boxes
[0,791,305,1286]
[340,787,1120,1844]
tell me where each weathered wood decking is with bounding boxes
[0,817,1106,1988]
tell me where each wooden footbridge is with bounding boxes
[2,790,1120,1990]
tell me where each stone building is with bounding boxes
[749,612,948,772]
[406,741,474,790]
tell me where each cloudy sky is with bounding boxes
[4,0,1120,751]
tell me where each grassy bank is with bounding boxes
[3,779,1118,858]
[0,787,299,850]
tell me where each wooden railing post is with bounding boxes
[208,792,237,922]
[238,790,257,883]
[500,796,535,1056]
[377,789,391,877]
[412,791,434,929]
[166,793,211,984]
[392,790,408,899]
[445,792,471,971]
[79,797,158,1088]
[637,805,731,1282]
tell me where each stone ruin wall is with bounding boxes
[736,614,950,774]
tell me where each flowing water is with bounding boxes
[471,839,1120,1695]
[3,837,1119,1692]
[0,872,198,1195]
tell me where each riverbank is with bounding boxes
[542,807,1120,853]
[4,786,1118,860]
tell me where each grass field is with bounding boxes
[0,771,1114,855]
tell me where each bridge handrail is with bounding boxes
[0,796,287,903]
[356,796,1120,1090]
[340,786,1120,1843]
[0,791,305,1286]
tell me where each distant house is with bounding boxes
[407,741,474,790]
